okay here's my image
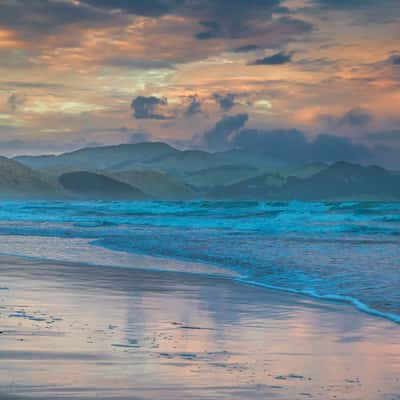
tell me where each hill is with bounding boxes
[9,142,400,201]
[285,162,400,201]
[0,156,63,199]
[15,142,286,175]
[140,149,285,176]
[209,162,400,201]
[208,172,286,200]
[112,170,195,200]
[186,165,260,188]
[281,162,328,179]
[58,171,148,200]
[15,142,178,170]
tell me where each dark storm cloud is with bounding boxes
[312,0,381,9]
[185,96,202,115]
[318,108,373,129]
[203,113,248,151]
[232,129,372,163]
[82,0,179,17]
[192,2,306,40]
[131,96,170,120]
[339,109,372,127]
[84,0,309,42]
[233,128,309,160]
[1,0,313,59]
[391,55,400,65]
[311,134,371,162]
[250,51,292,65]
[195,21,223,40]
[213,93,237,112]
[85,0,281,21]
[309,0,400,22]
[200,115,372,163]
[233,45,260,53]
[0,0,115,37]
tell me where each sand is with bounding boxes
[0,255,399,400]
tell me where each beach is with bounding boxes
[0,255,399,400]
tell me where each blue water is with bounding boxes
[0,201,399,323]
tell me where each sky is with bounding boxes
[0,0,399,165]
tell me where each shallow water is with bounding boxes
[1,256,399,400]
[0,201,399,323]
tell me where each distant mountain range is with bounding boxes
[0,142,397,201]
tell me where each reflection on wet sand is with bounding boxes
[0,256,399,399]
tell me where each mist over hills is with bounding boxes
[0,142,398,201]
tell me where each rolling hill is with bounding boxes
[186,165,260,188]
[15,142,286,176]
[16,142,178,171]
[8,142,400,201]
[58,171,148,200]
[209,162,400,201]
[112,170,195,200]
[0,156,63,199]
[284,162,400,201]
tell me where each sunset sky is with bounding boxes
[0,0,399,160]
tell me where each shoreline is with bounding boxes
[1,244,400,327]
[0,254,399,399]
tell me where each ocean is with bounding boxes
[0,200,399,323]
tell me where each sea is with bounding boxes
[0,200,399,323]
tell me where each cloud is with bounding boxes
[311,0,390,9]
[0,0,313,70]
[309,0,400,23]
[0,0,115,38]
[195,21,223,40]
[233,128,308,161]
[233,44,260,53]
[1,81,65,90]
[233,129,372,163]
[339,109,372,127]
[312,0,374,8]
[131,96,170,120]
[370,144,400,169]
[185,95,202,115]
[390,55,400,65]
[311,134,371,162]
[250,51,292,65]
[87,0,282,35]
[199,117,373,164]
[203,113,248,151]
[129,131,152,143]
[103,57,174,70]
[82,0,177,17]
[213,93,237,112]
[318,108,373,129]
[7,93,26,112]
[365,130,400,143]
[84,0,310,43]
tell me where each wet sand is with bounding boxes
[0,255,399,400]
